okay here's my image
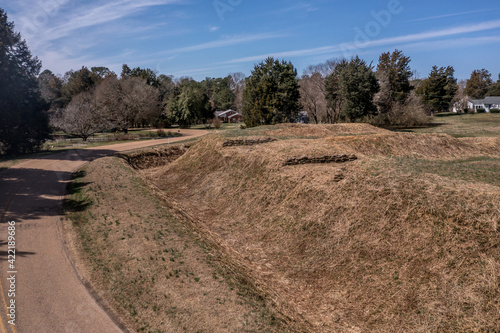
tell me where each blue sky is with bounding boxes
[1,0,500,81]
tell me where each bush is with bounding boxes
[476,108,486,113]
[371,93,430,128]
[490,108,500,113]
[143,129,179,138]
[213,118,222,129]
[157,129,168,137]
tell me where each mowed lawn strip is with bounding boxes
[406,113,500,138]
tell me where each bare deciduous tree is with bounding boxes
[95,76,161,132]
[374,72,393,114]
[452,79,468,113]
[229,72,246,111]
[299,60,340,123]
[300,71,326,124]
[51,91,104,141]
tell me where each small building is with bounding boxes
[215,109,242,123]
[467,96,500,112]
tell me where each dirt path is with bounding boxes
[0,129,208,333]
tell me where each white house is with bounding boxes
[467,96,500,112]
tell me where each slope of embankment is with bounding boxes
[147,124,500,332]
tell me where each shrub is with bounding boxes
[164,131,181,138]
[476,108,486,113]
[464,108,475,114]
[490,108,500,113]
[157,129,168,137]
[371,93,429,128]
[213,118,222,129]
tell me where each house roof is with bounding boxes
[484,96,500,104]
[469,96,500,105]
[227,113,242,119]
[215,109,237,117]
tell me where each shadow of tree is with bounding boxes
[63,170,93,213]
[390,122,446,132]
[0,241,36,261]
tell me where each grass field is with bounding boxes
[43,128,183,151]
[61,116,500,332]
[0,128,186,172]
[402,113,500,138]
[64,157,281,333]
[145,124,500,332]
[190,123,241,130]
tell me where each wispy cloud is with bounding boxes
[278,3,319,13]
[221,19,500,64]
[255,2,319,17]
[407,8,500,22]
[209,25,220,32]
[68,32,287,75]
[170,64,236,77]
[10,0,187,73]
[11,0,186,55]
[147,32,285,58]
[396,36,500,52]
[42,0,183,42]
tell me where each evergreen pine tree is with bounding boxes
[376,49,413,104]
[0,8,50,155]
[325,56,379,122]
[242,58,301,127]
[416,66,458,113]
[465,69,492,99]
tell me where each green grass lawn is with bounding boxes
[189,122,241,130]
[401,113,500,138]
[370,156,500,187]
[2,115,498,172]
[43,128,184,151]
[0,129,188,171]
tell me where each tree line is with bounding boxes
[43,65,246,140]
[1,7,499,155]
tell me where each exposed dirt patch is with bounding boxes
[283,154,357,166]
[223,138,277,147]
[124,144,190,169]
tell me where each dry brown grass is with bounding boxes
[264,123,390,138]
[65,156,281,333]
[146,124,500,332]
